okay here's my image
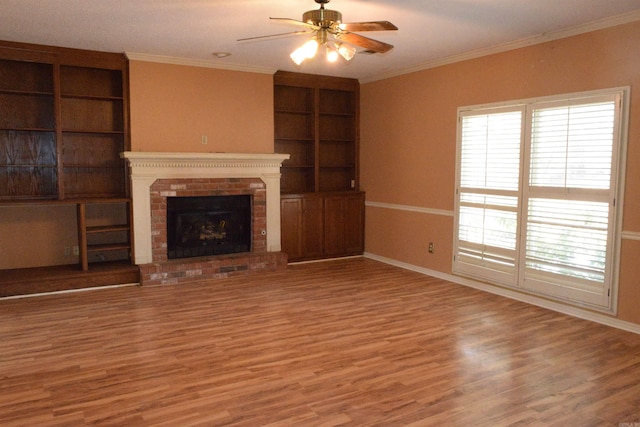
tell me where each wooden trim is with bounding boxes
[0,39,126,69]
[365,200,455,217]
[77,203,89,271]
[622,231,640,241]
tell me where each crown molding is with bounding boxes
[126,10,640,83]
[125,52,276,75]
[360,10,640,84]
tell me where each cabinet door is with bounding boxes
[343,193,365,254]
[280,197,304,260]
[324,193,364,256]
[280,195,324,261]
[300,196,324,259]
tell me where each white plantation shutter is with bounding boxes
[521,95,620,306]
[454,108,523,285]
[528,102,615,189]
[525,199,609,282]
[455,89,625,310]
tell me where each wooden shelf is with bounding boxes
[0,127,55,131]
[87,224,130,233]
[0,89,53,96]
[77,200,132,271]
[319,111,356,117]
[282,167,315,171]
[61,93,124,101]
[0,197,131,207]
[87,243,131,252]
[61,129,125,135]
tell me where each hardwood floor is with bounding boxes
[1,258,639,426]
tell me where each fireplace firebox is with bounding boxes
[167,195,251,259]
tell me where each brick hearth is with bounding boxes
[139,177,287,286]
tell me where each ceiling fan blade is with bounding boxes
[335,32,394,53]
[270,17,320,31]
[340,21,398,32]
[237,30,312,42]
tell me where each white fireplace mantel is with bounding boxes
[121,151,290,265]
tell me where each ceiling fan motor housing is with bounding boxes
[303,8,342,28]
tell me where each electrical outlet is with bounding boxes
[428,242,434,254]
[64,246,71,256]
[72,246,79,256]
[201,135,208,144]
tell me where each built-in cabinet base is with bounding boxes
[0,261,139,298]
[281,192,365,262]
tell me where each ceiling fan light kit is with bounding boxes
[239,0,397,66]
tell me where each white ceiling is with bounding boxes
[2,0,640,82]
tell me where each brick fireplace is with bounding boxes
[121,152,290,286]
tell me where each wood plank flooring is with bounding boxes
[1,257,639,426]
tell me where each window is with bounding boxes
[454,89,627,310]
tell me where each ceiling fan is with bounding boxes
[238,0,398,65]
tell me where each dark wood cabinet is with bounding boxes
[281,192,364,262]
[281,195,324,261]
[0,41,132,275]
[324,192,365,257]
[275,71,364,262]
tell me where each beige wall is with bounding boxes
[0,203,126,269]
[128,61,274,153]
[0,205,78,269]
[361,21,640,325]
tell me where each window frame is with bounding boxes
[453,87,629,313]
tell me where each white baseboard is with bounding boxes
[364,252,640,335]
[0,282,140,300]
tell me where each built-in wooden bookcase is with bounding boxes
[318,87,357,192]
[274,83,315,194]
[0,58,57,199]
[60,65,126,199]
[0,41,132,276]
[274,71,364,262]
[274,71,359,194]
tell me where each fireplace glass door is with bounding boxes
[167,195,251,259]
